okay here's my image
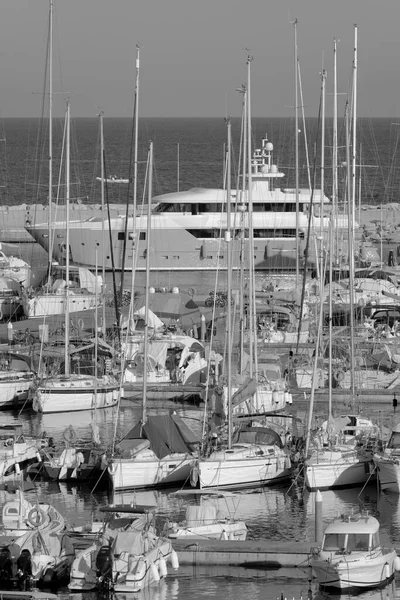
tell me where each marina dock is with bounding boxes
[171,538,314,568]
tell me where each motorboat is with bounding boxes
[310,512,400,591]
[0,489,65,538]
[165,502,247,540]
[0,353,35,410]
[0,425,44,483]
[68,511,179,593]
[0,529,74,591]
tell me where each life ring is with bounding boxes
[334,369,345,383]
[190,464,199,488]
[63,426,77,444]
[27,507,46,528]
[4,438,13,448]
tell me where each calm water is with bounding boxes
[1,116,400,207]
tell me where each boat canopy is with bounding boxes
[122,414,200,458]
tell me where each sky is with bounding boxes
[2,0,400,119]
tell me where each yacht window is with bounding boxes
[388,432,400,449]
[347,533,370,551]
[139,232,146,241]
[118,232,125,241]
[323,533,346,551]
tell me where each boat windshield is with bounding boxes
[323,532,371,551]
[388,431,400,449]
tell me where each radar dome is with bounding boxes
[265,142,273,151]
[270,165,278,173]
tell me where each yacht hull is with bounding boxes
[108,455,194,490]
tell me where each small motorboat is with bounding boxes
[165,499,247,541]
[310,512,400,591]
[0,529,74,591]
[69,512,179,593]
[0,490,65,538]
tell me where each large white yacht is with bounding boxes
[26,134,351,275]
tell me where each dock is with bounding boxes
[171,538,314,568]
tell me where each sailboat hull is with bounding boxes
[305,453,374,491]
[32,376,119,413]
[108,454,194,490]
[198,447,292,490]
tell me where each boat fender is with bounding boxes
[158,556,168,578]
[27,507,46,528]
[170,549,179,570]
[108,461,118,475]
[63,425,77,444]
[4,438,13,447]
[333,369,345,383]
[77,318,84,330]
[385,562,391,579]
[150,563,160,582]
[394,556,400,571]
[190,464,199,488]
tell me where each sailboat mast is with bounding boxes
[293,18,300,284]
[48,0,53,276]
[64,102,70,377]
[225,118,232,449]
[120,44,140,296]
[99,112,106,337]
[142,141,153,425]
[246,55,257,379]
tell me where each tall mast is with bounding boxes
[293,18,300,284]
[99,112,106,337]
[142,141,153,425]
[120,44,140,296]
[333,38,339,259]
[225,118,232,449]
[246,55,256,379]
[48,0,53,277]
[348,24,358,406]
[320,68,326,289]
[64,102,70,377]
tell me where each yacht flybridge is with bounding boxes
[26,134,353,274]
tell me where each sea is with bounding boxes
[1,117,400,599]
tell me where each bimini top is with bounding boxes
[324,514,380,535]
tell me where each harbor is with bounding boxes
[3,0,400,598]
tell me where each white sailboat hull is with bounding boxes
[0,372,34,408]
[21,292,99,318]
[108,454,194,490]
[374,457,400,493]
[198,445,292,490]
[32,376,119,413]
[305,449,374,491]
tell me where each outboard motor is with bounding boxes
[96,546,113,581]
[0,547,13,589]
[16,549,32,591]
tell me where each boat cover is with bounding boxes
[122,414,200,458]
[231,378,257,407]
[112,529,158,555]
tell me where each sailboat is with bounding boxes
[304,33,379,490]
[196,82,292,491]
[107,142,200,490]
[32,103,119,414]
